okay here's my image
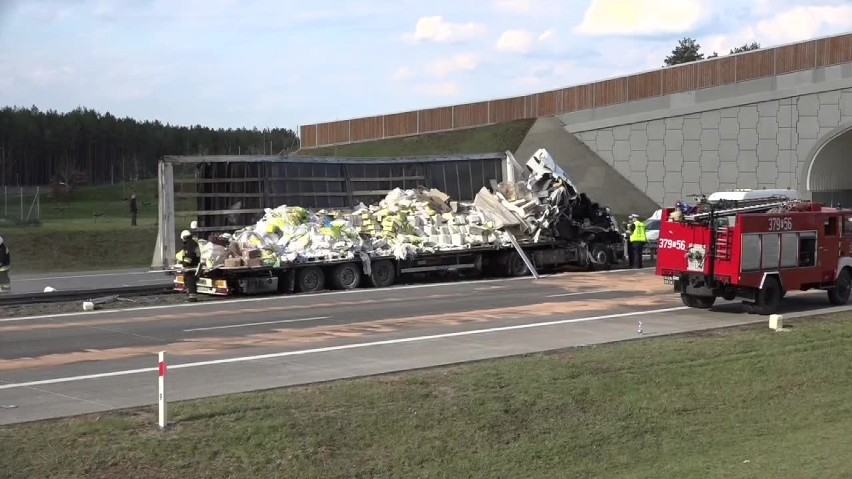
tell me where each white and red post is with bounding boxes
[158,351,168,429]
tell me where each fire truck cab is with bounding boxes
[655,190,852,315]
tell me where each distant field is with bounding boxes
[1,180,164,272]
[2,313,851,478]
[299,119,535,157]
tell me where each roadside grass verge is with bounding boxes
[1,313,851,478]
[298,119,535,157]
[0,179,196,272]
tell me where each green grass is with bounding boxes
[299,119,536,157]
[0,180,165,272]
[2,314,851,478]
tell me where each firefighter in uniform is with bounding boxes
[176,230,200,302]
[0,236,10,294]
[629,215,647,269]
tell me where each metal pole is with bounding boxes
[158,351,167,429]
[19,186,23,220]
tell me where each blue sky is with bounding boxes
[1,0,851,131]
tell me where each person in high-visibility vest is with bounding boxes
[0,236,10,294]
[628,214,647,269]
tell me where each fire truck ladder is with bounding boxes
[684,200,791,222]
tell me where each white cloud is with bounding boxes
[575,0,704,36]
[753,5,852,44]
[538,29,555,42]
[705,5,852,55]
[413,82,461,97]
[495,29,536,53]
[391,66,414,81]
[425,53,478,77]
[405,16,485,44]
[495,28,555,53]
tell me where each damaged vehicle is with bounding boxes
[173,148,625,296]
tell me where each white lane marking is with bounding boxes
[547,289,618,298]
[0,306,687,390]
[0,267,656,323]
[183,316,330,332]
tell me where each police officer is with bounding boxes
[0,236,10,294]
[629,215,647,269]
[177,230,200,302]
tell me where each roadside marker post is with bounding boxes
[158,351,167,429]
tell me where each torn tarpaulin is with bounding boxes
[188,148,619,269]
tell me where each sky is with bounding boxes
[1,0,851,132]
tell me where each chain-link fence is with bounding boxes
[0,186,41,225]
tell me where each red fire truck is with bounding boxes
[655,191,852,315]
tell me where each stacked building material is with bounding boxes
[197,148,618,268]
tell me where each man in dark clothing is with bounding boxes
[130,194,138,226]
[178,230,201,302]
[0,236,10,294]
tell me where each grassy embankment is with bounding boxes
[0,180,166,273]
[1,120,535,273]
[2,313,851,478]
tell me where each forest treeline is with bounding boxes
[0,106,300,187]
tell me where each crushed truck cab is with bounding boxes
[655,190,852,315]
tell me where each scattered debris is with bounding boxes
[196,148,620,269]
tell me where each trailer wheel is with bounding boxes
[828,268,852,305]
[296,266,325,293]
[507,251,530,277]
[331,263,361,290]
[754,276,782,315]
[588,242,612,271]
[369,260,396,288]
[681,294,716,309]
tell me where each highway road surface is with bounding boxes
[10,268,173,294]
[0,267,848,425]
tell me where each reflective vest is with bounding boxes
[629,220,647,243]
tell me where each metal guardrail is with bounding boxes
[0,285,175,308]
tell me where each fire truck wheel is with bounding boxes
[296,266,325,293]
[828,268,852,305]
[754,276,782,315]
[680,294,716,309]
[331,263,362,290]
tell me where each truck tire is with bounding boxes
[828,268,852,305]
[331,263,361,290]
[681,294,716,309]
[369,260,396,288]
[296,266,325,293]
[507,251,530,277]
[588,242,612,271]
[754,276,782,315]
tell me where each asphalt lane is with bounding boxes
[9,268,173,294]
[0,268,848,425]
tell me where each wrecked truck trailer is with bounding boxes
[160,149,624,296]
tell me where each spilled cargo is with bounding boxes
[173,148,625,296]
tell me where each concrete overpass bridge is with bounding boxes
[303,33,852,215]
